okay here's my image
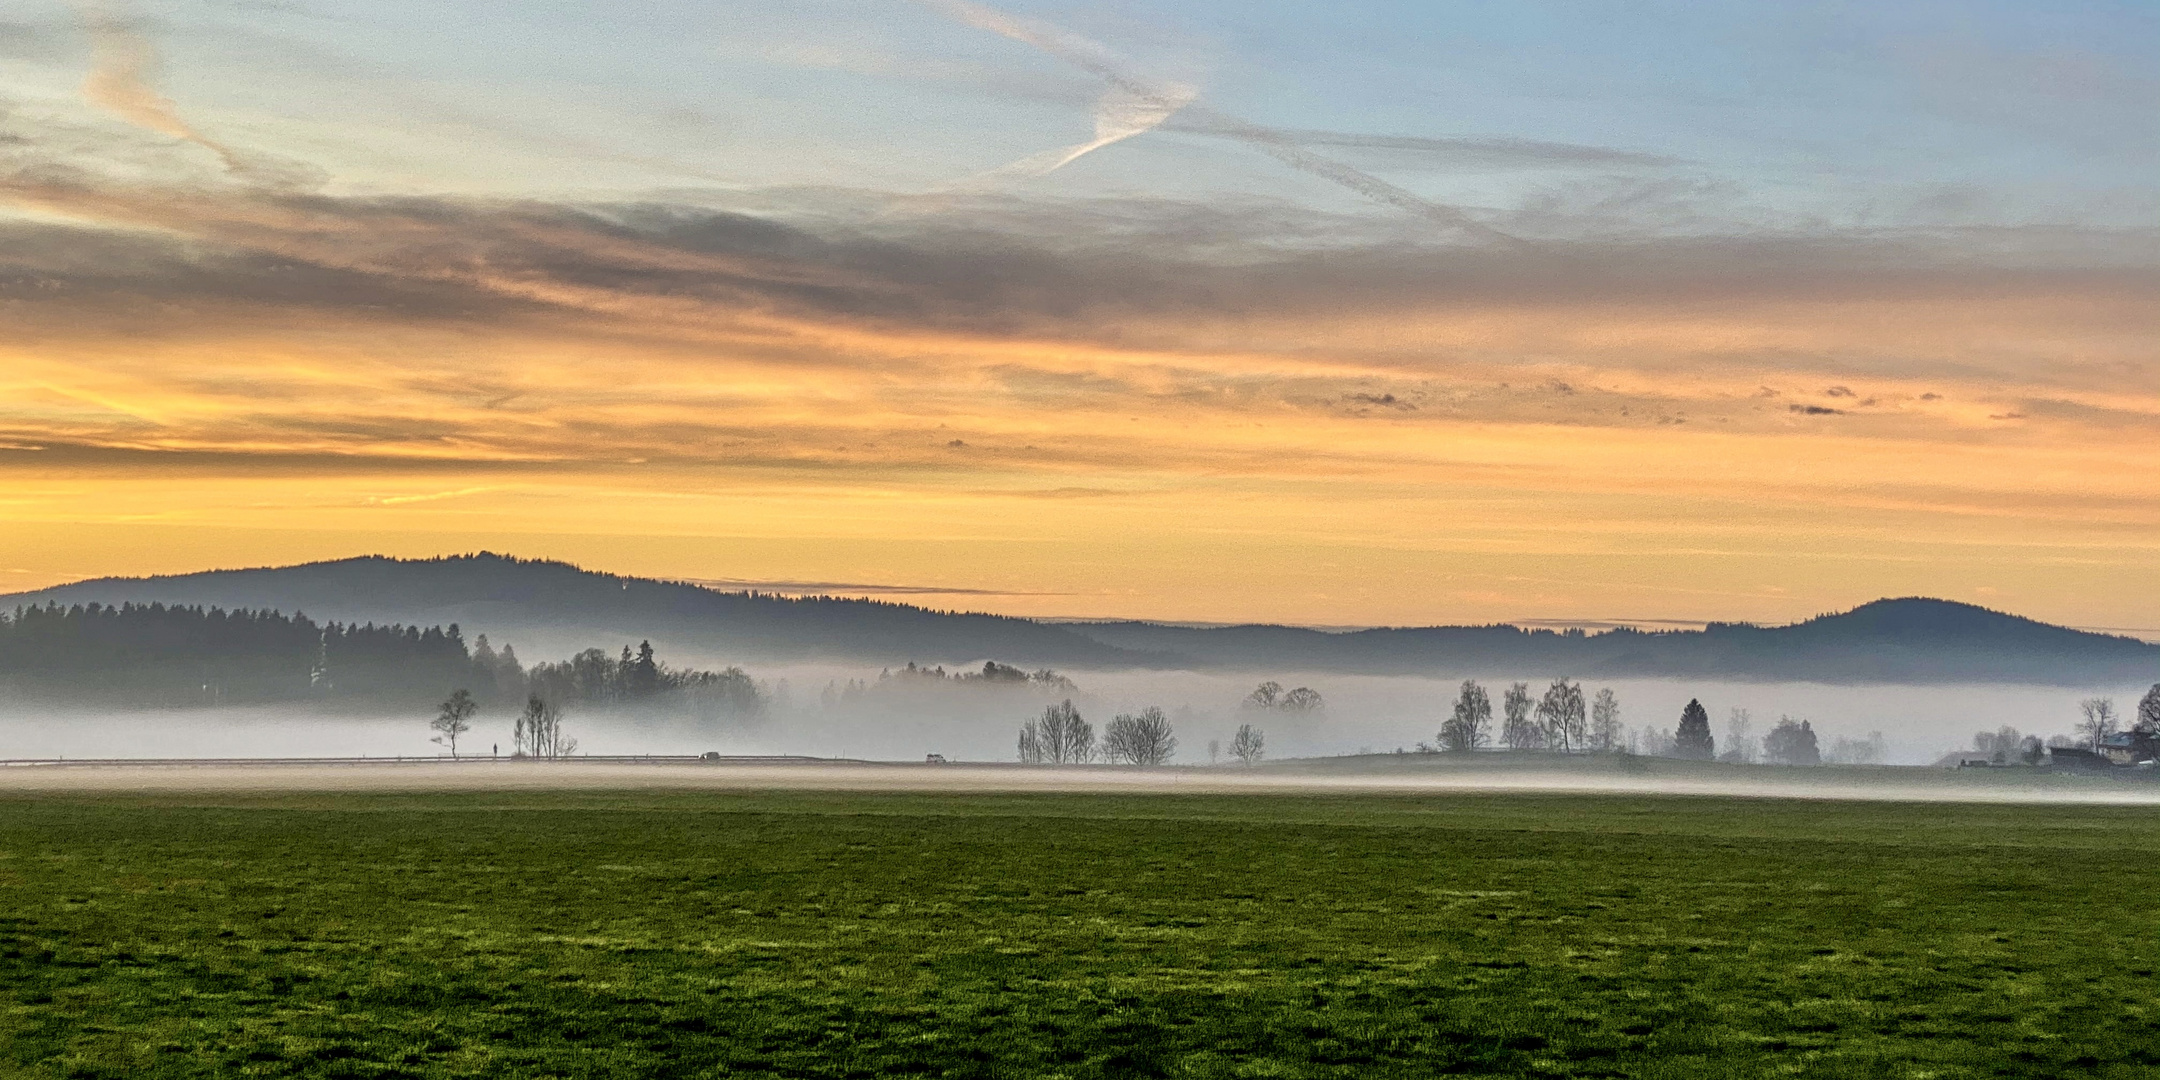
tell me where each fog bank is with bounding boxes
[1,664,2146,768]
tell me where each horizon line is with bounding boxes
[7,552,2159,643]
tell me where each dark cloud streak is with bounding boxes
[5,169,2153,337]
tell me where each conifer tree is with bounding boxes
[1674,698,1715,760]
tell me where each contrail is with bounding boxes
[920,0,1523,244]
[991,81,1199,178]
[921,0,1194,178]
[78,3,250,176]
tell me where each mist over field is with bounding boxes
[2,664,2139,768]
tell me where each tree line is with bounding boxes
[0,601,766,730]
[1434,678,1622,753]
[1430,679,1846,765]
[1015,699,1268,767]
[0,602,476,706]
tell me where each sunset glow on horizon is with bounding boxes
[2,0,2154,629]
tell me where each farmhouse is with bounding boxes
[2096,732,2152,766]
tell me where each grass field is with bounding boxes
[2,785,2157,1078]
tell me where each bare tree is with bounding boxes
[1207,738,1221,764]
[1721,708,1756,764]
[431,688,476,758]
[1590,687,1621,752]
[2078,698,2119,751]
[515,695,575,759]
[1019,700,1094,764]
[1243,682,1283,710]
[2142,684,2160,733]
[1501,682,1539,749]
[1441,680,1492,752]
[1280,687,1324,713]
[1230,723,1265,765]
[1536,678,1586,752]
[1103,706,1177,765]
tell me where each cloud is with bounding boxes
[75,4,322,188]
[0,142,2154,501]
[921,0,1521,245]
[1166,122,1681,172]
[3,170,2154,373]
[79,7,241,169]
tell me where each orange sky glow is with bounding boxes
[1,2,2154,629]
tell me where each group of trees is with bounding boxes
[1653,701,1826,765]
[431,689,577,760]
[1435,678,1624,753]
[888,661,1078,693]
[512,696,576,759]
[1016,700,1266,766]
[1761,717,1822,766]
[1017,700,1097,764]
[2073,687,2160,752]
[427,637,767,756]
[0,603,770,742]
[1968,684,2160,766]
[816,661,1080,713]
[1242,682,1323,713]
[520,641,762,720]
[1431,681,1843,766]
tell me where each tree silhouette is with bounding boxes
[1674,699,1714,760]
[1763,716,1820,766]
[1537,678,1586,752]
[1018,700,1094,764]
[514,696,574,759]
[1590,688,1621,752]
[2131,684,2160,760]
[1103,706,1177,765]
[1441,680,1492,752]
[1280,686,1324,713]
[2078,698,2119,751]
[627,640,663,697]
[1501,682,1539,749]
[432,689,477,758]
[1230,723,1265,765]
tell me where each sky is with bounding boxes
[0,0,2155,630]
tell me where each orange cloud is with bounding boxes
[0,151,2154,626]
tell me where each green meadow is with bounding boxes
[2,785,2157,1078]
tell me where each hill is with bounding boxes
[1066,599,2158,684]
[6,556,2155,685]
[0,554,1146,670]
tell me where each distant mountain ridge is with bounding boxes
[0,554,1143,671]
[6,554,2155,686]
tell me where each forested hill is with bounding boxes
[0,602,480,707]
[7,555,2156,685]
[0,601,767,714]
[1068,599,2160,684]
[2,554,1146,670]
